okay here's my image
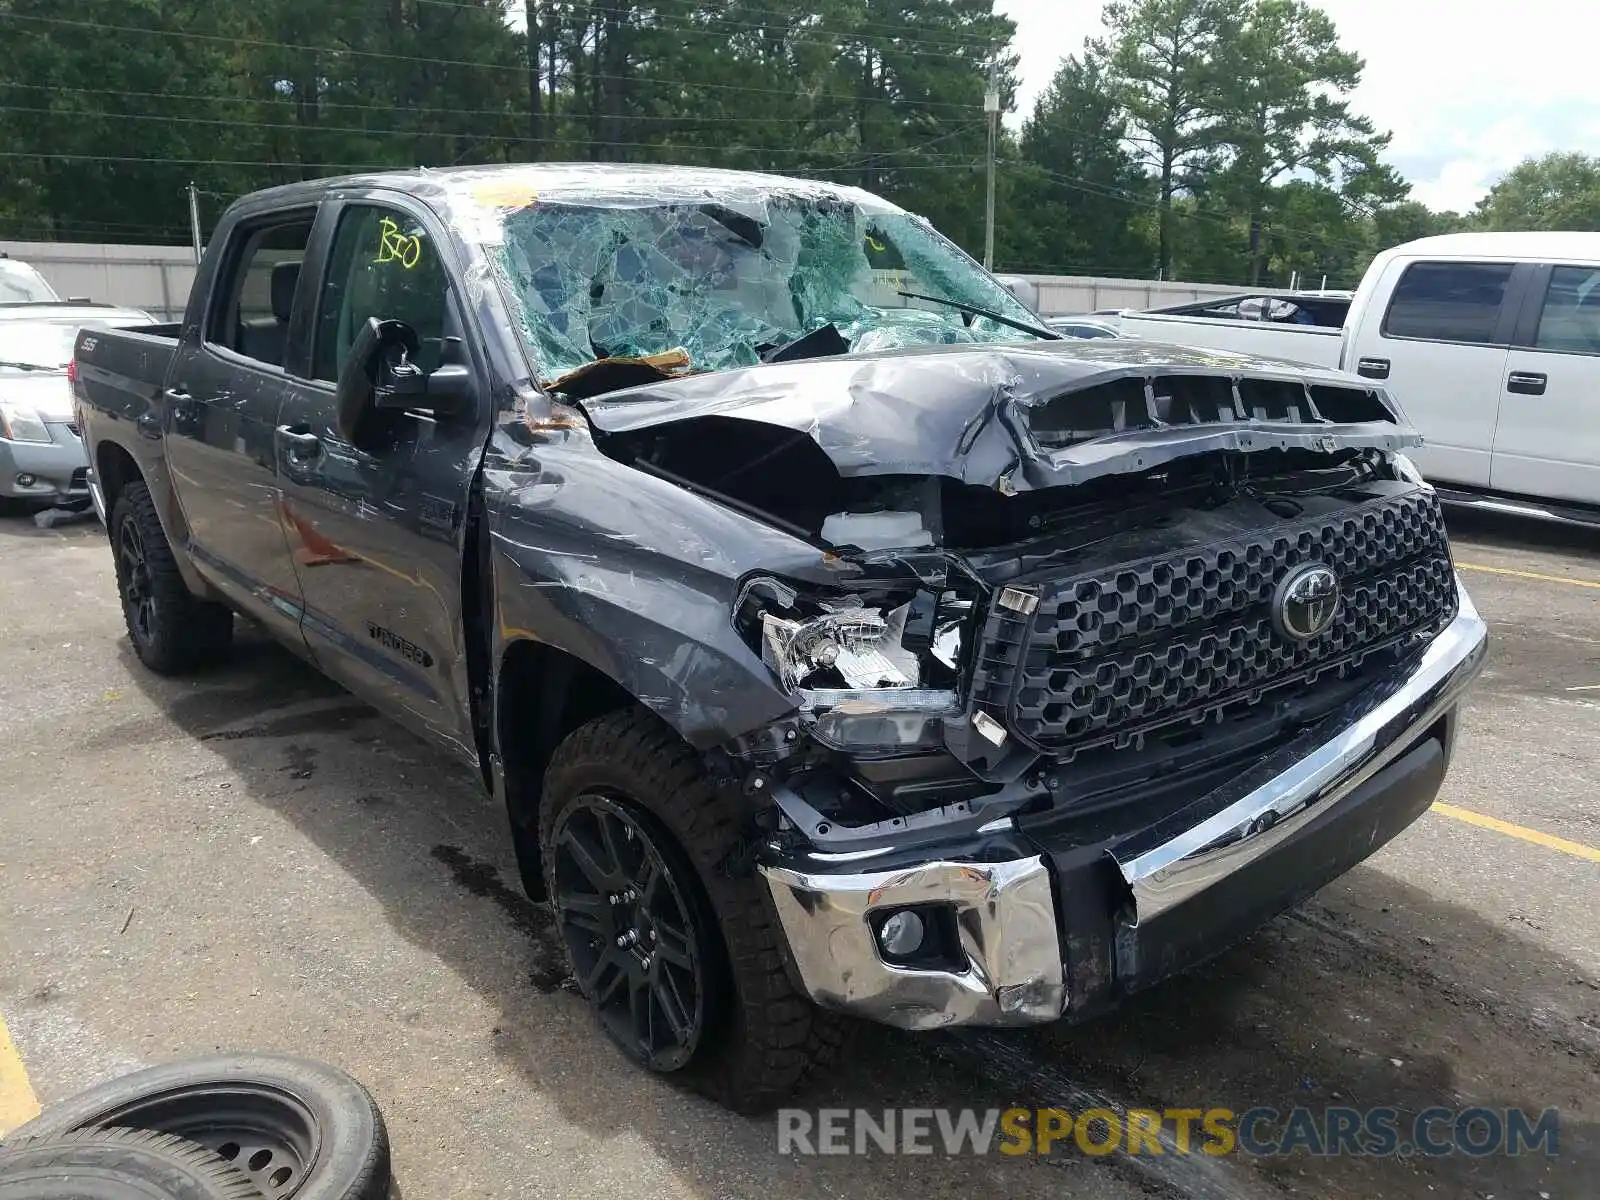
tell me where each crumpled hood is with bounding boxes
[576,338,1418,492]
[0,371,73,421]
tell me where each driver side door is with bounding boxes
[273,197,490,761]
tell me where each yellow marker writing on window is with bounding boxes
[375,216,423,269]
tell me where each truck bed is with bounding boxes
[74,324,179,429]
[1110,310,1346,368]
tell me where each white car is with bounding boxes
[1341,232,1600,521]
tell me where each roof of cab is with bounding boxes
[229,162,903,217]
[1381,230,1600,263]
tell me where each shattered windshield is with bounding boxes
[485,192,1046,380]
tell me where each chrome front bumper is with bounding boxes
[759,580,1490,1030]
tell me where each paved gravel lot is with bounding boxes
[0,506,1595,1199]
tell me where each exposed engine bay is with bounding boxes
[570,343,1445,840]
[660,440,1441,837]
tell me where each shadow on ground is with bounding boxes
[120,627,1597,1200]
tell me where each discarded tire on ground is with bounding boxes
[0,1126,261,1199]
[2,1054,388,1200]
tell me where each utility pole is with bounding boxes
[187,183,203,266]
[983,56,999,270]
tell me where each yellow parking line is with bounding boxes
[1432,802,1600,863]
[0,1010,40,1134]
[1456,562,1600,590]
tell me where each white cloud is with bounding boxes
[996,0,1600,212]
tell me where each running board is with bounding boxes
[1433,486,1600,530]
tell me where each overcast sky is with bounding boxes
[999,0,1600,213]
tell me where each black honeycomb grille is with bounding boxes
[969,488,1456,756]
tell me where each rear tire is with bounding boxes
[109,481,233,674]
[540,708,844,1113]
[0,1127,260,1200]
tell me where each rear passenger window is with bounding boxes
[1382,261,1515,345]
[206,212,315,369]
[1532,266,1600,355]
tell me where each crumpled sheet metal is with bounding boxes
[434,163,1031,379]
[578,337,1417,492]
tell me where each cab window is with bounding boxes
[1381,261,1515,345]
[1531,265,1600,355]
[312,205,449,382]
[207,212,316,369]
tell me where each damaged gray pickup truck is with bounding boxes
[73,164,1488,1110]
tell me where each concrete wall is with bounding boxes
[1,239,1260,323]
[0,241,198,321]
[997,273,1273,316]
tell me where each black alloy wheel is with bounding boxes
[115,511,156,647]
[551,793,706,1071]
[107,481,232,673]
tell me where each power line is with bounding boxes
[0,148,977,175]
[423,0,1011,57]
[7,83,956,126]
[0,102,980,164]
[0,11,989,111]
[1031,167,1377,257]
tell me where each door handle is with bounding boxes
[1506,371,1547,396]
[1355,357,1390,380]
[276,424,323,456]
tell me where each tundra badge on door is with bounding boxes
[367,622,434,668]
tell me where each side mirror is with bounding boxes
[335,319,471,443]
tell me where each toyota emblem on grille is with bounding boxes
[1272,562,1340,641]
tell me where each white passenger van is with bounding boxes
[1341,232,1600,520]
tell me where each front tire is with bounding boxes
[540,709,843,1112]
[109,481,233,674]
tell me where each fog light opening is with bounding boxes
[15,473,37,488]
[877,909,925,957]
[870,904,966,971]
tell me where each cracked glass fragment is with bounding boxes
[447,167,1045,383]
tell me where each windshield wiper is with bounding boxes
[0,361,55,371]
[896,290,1063,341]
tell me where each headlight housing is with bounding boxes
[735,576,974,754]
[1392,452,1428,486]
[0,401,52,443]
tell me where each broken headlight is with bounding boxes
[736,577,970,753]
[760,604,919,692]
